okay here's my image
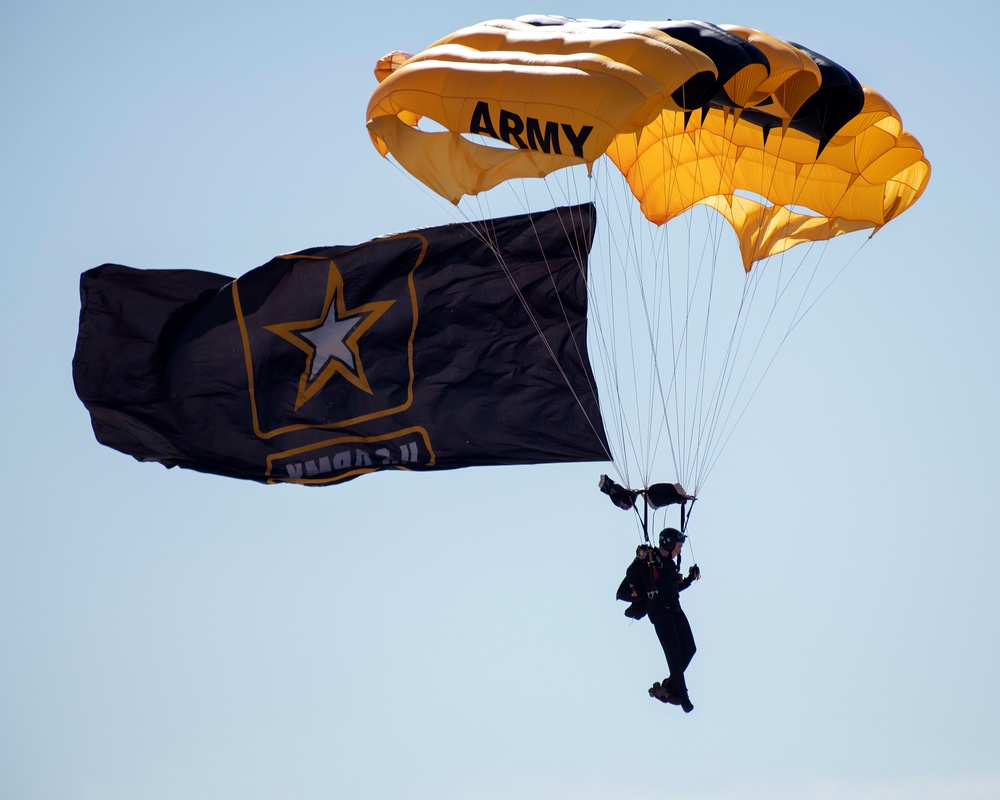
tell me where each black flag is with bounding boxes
[73,204,609,484]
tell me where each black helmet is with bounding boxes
[659,527,686,548]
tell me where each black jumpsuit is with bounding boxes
[642,551,697,700]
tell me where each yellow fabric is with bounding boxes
[367,18,930,270]
[719,26,822,116]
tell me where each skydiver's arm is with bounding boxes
[679,564,700,591]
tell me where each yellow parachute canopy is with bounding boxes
[366,16,930,270]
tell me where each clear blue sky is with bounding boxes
[3,2,998,799]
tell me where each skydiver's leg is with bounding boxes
[674,607,696,673]
[649,610,688,698]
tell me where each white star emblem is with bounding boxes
[265,260,394,410]
[299,303,365,381]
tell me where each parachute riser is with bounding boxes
[598,473,694,541]
[639,490,694,541]
[642,494,650,545]
[680,497,696,533]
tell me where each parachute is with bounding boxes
[366,16,930,511]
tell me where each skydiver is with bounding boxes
[636,527,700,712]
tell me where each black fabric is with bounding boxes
[73,204,609,485]
[617,553,652,619]
[648,604,697,698]
[599,474,639,510]
[645,482,687,508]
[645,551,682,608]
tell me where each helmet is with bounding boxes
[659,528,686,548]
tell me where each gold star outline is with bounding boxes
[264,261,394,411]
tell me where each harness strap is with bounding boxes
[647,556,659,599]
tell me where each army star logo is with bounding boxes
[265,261,394,410]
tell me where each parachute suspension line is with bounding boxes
[691,264,773,490]
[646,161,695,490]
[695,246,822,486]
[675,115,831,490]
[452,194,617,467]
[632,172,673,489]
[595,163,647,491]
[625,128,689,489]
[684,109,773,491]
[678,118,716,491]
[585,149,713,500]
[653,212,692,488]
[692,225,820,491]
[660,129,697,488]
[590,152,628,483]
[786,238,869,337]
[662,119,736,494]
[630,194,676,488]
[538,161,645,490]
[611,140,657,486]
[605,164,654,487]
[592,165,658,496]
[685,122,734,493]
[382,156,480,226]
[603,118,731,496]
[585,159,654,491]
[682,199,730,493]
[694,230,871,488]
[632,220,672,491]
[685,128,823,489]
[776,158,874,340]
[716,167,852,483]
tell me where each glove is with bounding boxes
[687,564,701,580]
